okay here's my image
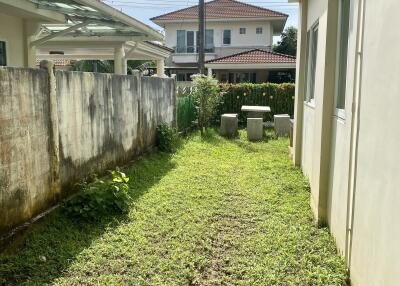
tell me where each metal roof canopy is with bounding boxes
[30,0,163,46]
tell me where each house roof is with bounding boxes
[206,49,296,64]
[151,0,288,22]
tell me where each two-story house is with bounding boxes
[151,0,296,83]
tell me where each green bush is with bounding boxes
[177,96,197,132]
[191,75,221,134]
[63,170,131,220]
[156,122,177,152]
[216,82,295,124]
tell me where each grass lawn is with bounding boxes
[0,130,347,286]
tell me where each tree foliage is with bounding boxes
[71,60,154,75]
[191,75,221,135]
[273,26,298,56]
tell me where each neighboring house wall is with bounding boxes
[0,12,25,67]
[214,69,269,83]
[0,66,176,236]
[164,20,273,64]
[294,0,400,285]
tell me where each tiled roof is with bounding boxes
[151,0,288,21]
[206,49,296,64]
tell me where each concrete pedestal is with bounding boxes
[220,114,238,137]
[274,114,291,137]
[247,118,263,141]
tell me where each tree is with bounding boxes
[71,60,155,75]
[273,26,298,56]
[191,75,221,135]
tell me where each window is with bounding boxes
[256,27,263,34]
[0,41,6,66]
[176,30,186,53]
[177,73,186,81]
[176,30,197,53]
[176,72,194,82]
[228,72,257,83]
[240,28,246,34]
[336,0,350,110]
[223,30,231,45]
[305,22,319,102]
[205,29,214,53]
[220,73,228,82]
[186,31,195,53]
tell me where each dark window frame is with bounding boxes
[223,30,231,45]
[0,41,7,66]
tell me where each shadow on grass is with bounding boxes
[0,152,176,286]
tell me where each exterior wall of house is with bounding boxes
[0,12,25,67]
[294,0,400,285]
[163,20,273,53]
[349,1,400,285]
[0,66,176,236]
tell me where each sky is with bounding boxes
[104,0,299,42]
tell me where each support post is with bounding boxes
[40,60,61,197]
[207,67,213,77]
[114,44,127,75]
[24,21,41,68]
[157,59,166,77]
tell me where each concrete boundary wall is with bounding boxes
[0,64,176,235]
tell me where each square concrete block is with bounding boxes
[247,118,263,141]
[220,114,238,137]
[274,114,291,137]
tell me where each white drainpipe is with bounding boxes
[345,0,367,270]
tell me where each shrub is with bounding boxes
[216,82,295,124]
[63,170,131,220]
[156,122,177,152]
[191,75,221,134]
[176,96,197,132]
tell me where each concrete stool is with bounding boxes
[247,118,263,141]
[274,114,291,137]
[220,113,238,137]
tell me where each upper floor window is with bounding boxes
[240,28,246,35]
[205,29,215,53]
[336,0,351,110]
[305,22,319,102]
[256,27,263,34]
[177,29,214,53]
[186,31,195,53]
[0,41,6,66]
[223,30,231,45]
[176,30,186,53]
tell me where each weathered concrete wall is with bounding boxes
[0,68,54,234]
[0,67,176,235]
[57,71,175,186]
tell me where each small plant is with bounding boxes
[156,122,177,153]
[191,75,221,135]
[63,170,131,220]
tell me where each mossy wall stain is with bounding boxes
[0,67,176,236]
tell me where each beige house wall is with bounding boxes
[294,0,400,285]
[349,1,400,285]
[0,12,25,67]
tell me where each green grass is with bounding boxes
[0,130,347,286]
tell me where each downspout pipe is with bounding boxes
[345,0,367,271]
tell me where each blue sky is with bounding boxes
[105,0,299,42]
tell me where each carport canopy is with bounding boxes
[30,0,168,75]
